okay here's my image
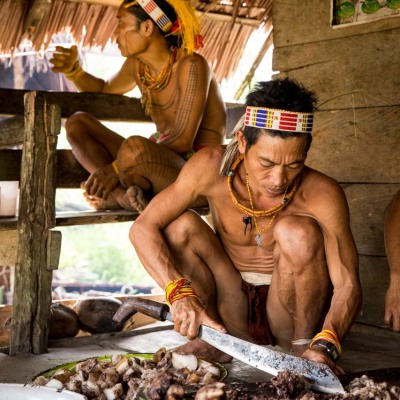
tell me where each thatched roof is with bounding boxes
[0,0,273,91]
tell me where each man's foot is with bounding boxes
[80,181,122,210]
[83,190,121,211]
[173,339,233,364]
[120,185,149,212]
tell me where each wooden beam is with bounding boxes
[10,92,61,355]
[24,0,52,40]
[65,0,263,26]
[0,89,151,121]
[0,116,24,147]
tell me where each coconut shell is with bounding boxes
[49,303,80,339]
[74,297,125,334]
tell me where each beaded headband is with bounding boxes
[122,0,202,54]
[244,106,313,134]
[123,0,172,32]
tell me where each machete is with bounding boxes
[113,297,345,395]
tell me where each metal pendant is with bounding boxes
[256,233,263,248]
[243,216,252,235]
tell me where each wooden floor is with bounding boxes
[0,322,399,386]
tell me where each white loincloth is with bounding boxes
[240,272,272,286]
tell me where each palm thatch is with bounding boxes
[0,0,273,86]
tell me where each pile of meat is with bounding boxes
[32,348,222,399]
[32,349,400,400]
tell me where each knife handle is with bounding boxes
[128,297,171,321]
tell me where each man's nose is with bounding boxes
[270,168,286,188]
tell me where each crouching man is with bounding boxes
[130,78,362,374]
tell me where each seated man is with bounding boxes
[129,78,362,373]
[384,189,400,332]
[50,0,226,211]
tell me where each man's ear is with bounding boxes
[236,130,246,155]
[141,19,156,36]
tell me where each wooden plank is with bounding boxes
[47,323,173,349]
[46,230,62,271]
[0,149,88,186]
[307,107,400,183]
[0,116,24,147]
[273,29,400,110]
[10,92,60,355]
[55,210,140,226]
[344,184,400,257]
[0,89,151,121]
[272,0,400,48]
[356,255,389,327]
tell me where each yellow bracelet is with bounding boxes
[65,60,84,81]
[111,160,119,175]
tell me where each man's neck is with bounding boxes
[137,42,174,74]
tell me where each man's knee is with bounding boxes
[119,136,149,164]
[274,215,324,263]
[164,211,209,249]
[65,111,92,141]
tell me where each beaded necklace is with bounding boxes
[227,154,300,248]
[137,47,177,115]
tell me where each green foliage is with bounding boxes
[58,223,156,287]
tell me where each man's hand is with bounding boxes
[171,296,227,340]
[302,347,344,376]
[84,164,119,199]
[384,282,400,332]
[50,45,79,73]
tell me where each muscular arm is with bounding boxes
[73,57,137,94]
[155,55,212,154]
[130,148,226,336]
[303,178,361,369]
[131,150,212,284]
[384,189,400,332]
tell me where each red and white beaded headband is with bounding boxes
[244,106,314,134]
[123,0,173,32]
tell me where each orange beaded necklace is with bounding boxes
[227,154,300,247]
[137,46,178,115]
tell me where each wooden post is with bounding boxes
[10,92,61,355]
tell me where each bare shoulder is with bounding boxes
[176,146,225,192]
[176,52,211,77]
[300,167,349,215]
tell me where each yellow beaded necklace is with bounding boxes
[137,47,177,115]
[227,154,300,247]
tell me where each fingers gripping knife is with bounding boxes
[113,297,346,395]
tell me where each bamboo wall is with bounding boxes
[272,0,400,328]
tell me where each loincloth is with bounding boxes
[241,273,276,346]
[149,130,207,160]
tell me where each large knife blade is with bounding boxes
[113,297,345,395]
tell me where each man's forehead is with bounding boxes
[117,5,139,21]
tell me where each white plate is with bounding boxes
[0,384,87,400]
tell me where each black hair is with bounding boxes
[123,0,180,48]
[243,78,317,153]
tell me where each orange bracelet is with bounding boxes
[164,278,198,305]
[310,329,342,357]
